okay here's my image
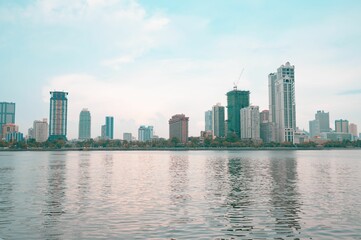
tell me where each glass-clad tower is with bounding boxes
[226,89,250,137]
[79,109,91,140]
[49,91,68,141]
[105,116,114,140]
[0,102,15,139]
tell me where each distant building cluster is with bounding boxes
[202,62,359,144]
[1,61,359,144]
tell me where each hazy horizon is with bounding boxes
[1,0,360,139]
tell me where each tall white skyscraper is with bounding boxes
[212,103,225,138]
[240,106,260,140]
[33,119,48,142]
[270,62,296,143]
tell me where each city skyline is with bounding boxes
[1,1,360,139]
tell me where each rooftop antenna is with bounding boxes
[233,68,244,90]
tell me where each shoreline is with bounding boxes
[0,147,360,152]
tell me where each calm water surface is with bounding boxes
[0,150,361,239]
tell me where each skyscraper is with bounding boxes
[169,114,189,143]
[49,91,68,141]
[268,73,277,123]
[138,125,154,142]
[240,106,260,140]
[212,103,225,138]
[349,123,358,138]
[260,110,275,143]
[0,102,15,139]
[315,110,330,133]
[335,119,349,133]
[226,89,250,137]
[105,116,114,140]
[33,119,48,142]
[309,120,320,138]
[270,62,296,143]
[205,110,212,132]
[79,109,91,140]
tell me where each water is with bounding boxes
[0,150,361,239]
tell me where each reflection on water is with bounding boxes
[269,155,301,238]
[0,162,14,228]
[1,150,361,239]
[224,158,253,237]
[42,154,67,239]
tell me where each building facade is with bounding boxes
[240,106,260,140]
[227,89,250,137]
[349,123,358,138]
[169,114,189,143]
[138,126,154,142]
[0,102,15,139]
[6,132,23,142]
[335,119,349,133]
[270,62,296,143]
[79,109,91,140]
[205,110,212,132]
[315,110,330,133]
[212,103,225,138]
[320,132,352,141]
[260,110,275,143]
[2,123,19,139]
[49,91,68,141]
[105,116,114,140]
[309,119,320,138]
[123,133,132,142]
[268,73,277,124]
[33,119,48,142]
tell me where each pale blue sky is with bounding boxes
[1,0,360,139]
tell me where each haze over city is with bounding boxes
[1,0,360,139]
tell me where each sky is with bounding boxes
[0,0,360,139]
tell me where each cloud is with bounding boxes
[338,89,361,95]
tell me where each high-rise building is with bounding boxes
[33,119,48,142]
[240,106,260,140]
[268,73,277,124]
[101,125,106,139]
[169,114,189,143]
[48,91,68,141]
[28,128,34,139]
[2,123,19,139]
[138,125,154,142]
[123,132,132,142]
[205,110,212,132]
[309,119,320,138]
[335,119,349,133]
[260,110,269,123]
[79,109,91,140]
[212,103,225,138]
[270,62,296,143]
[105,116,114,140]
[315,110,330,133]
[260,110,275,143]
[226,89,250,137]
[309,110,330,138]
[5,132,23,142]
[0,102,15,139]
[349,123,358,137]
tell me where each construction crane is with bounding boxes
[233,68,244,90]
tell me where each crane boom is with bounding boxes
[233,68,244,90]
